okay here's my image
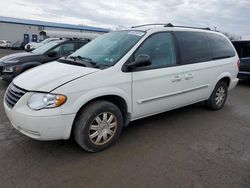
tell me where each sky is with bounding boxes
[0,0,249,38]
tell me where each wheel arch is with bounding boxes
[216,72,231,87]
[70,93,131,138]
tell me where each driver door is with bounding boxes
[131,32,184,119]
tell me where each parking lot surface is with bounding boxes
[0,49,250,188]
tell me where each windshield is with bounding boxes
[41,38,54,44]
[70,30,145,66]
[32,41,59,54]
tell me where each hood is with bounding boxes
[13,61,99,91]
[0,52,36,63]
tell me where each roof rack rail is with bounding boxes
[164,23,211,30]
[131,23,211,31]
[131,23,168,28]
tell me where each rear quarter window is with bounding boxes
[206,33,235,59]
[174,31,212,64]
[242,43,250,58]
[232,42,244,57]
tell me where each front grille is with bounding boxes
[5,84,27,108]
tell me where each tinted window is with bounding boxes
[207,33,235,59]
[32,41,59,54]
[49,45,61,55]
[242,43,250,58]
[232,42,244,57]
[61,43,75,56]
[77,42,87,50]
[175,31,211,64]
[48,43,75,56]
[134,32,176,69]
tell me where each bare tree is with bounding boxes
[218,31,242,41]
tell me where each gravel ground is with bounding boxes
[0,48,249,188]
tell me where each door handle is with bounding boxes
[185,73,194,80]
[171,75,182,82]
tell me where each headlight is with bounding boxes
[28,93,67,110]
[3,66,15,73]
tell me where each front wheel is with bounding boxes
[206,81,228,110]
[73,100,123,152]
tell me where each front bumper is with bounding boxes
[4,99,76,141]
[0,74,14,82]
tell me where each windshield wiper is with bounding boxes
[69,55,90,61]
[69,55,99,68]
[57,58,86,67]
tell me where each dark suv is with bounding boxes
[232,40,250,79]
[0,38,89,81]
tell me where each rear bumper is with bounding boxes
[228,78,239,91]
[238,71,250,79]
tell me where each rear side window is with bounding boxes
[207,33,235,59]
[232,42,244,57]
[174,31,211,64]
[232,42,250,58]
[242,43,250,58]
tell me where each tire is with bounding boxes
[206,81,228,110]
[73,100,123,152]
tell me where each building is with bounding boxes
[0,16,109,44]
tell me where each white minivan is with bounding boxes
[4,24,239,152]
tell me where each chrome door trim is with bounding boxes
[138,84,209,104]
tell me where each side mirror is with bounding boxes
[127,54,151,70]
[47,51,58,57]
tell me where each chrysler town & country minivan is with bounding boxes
[4,24,239,152]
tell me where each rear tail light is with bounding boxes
[237,59,240,70]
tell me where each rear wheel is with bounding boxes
[73,100,123,152]
[206,81,228,110]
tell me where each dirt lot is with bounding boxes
[0,49,250,188]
